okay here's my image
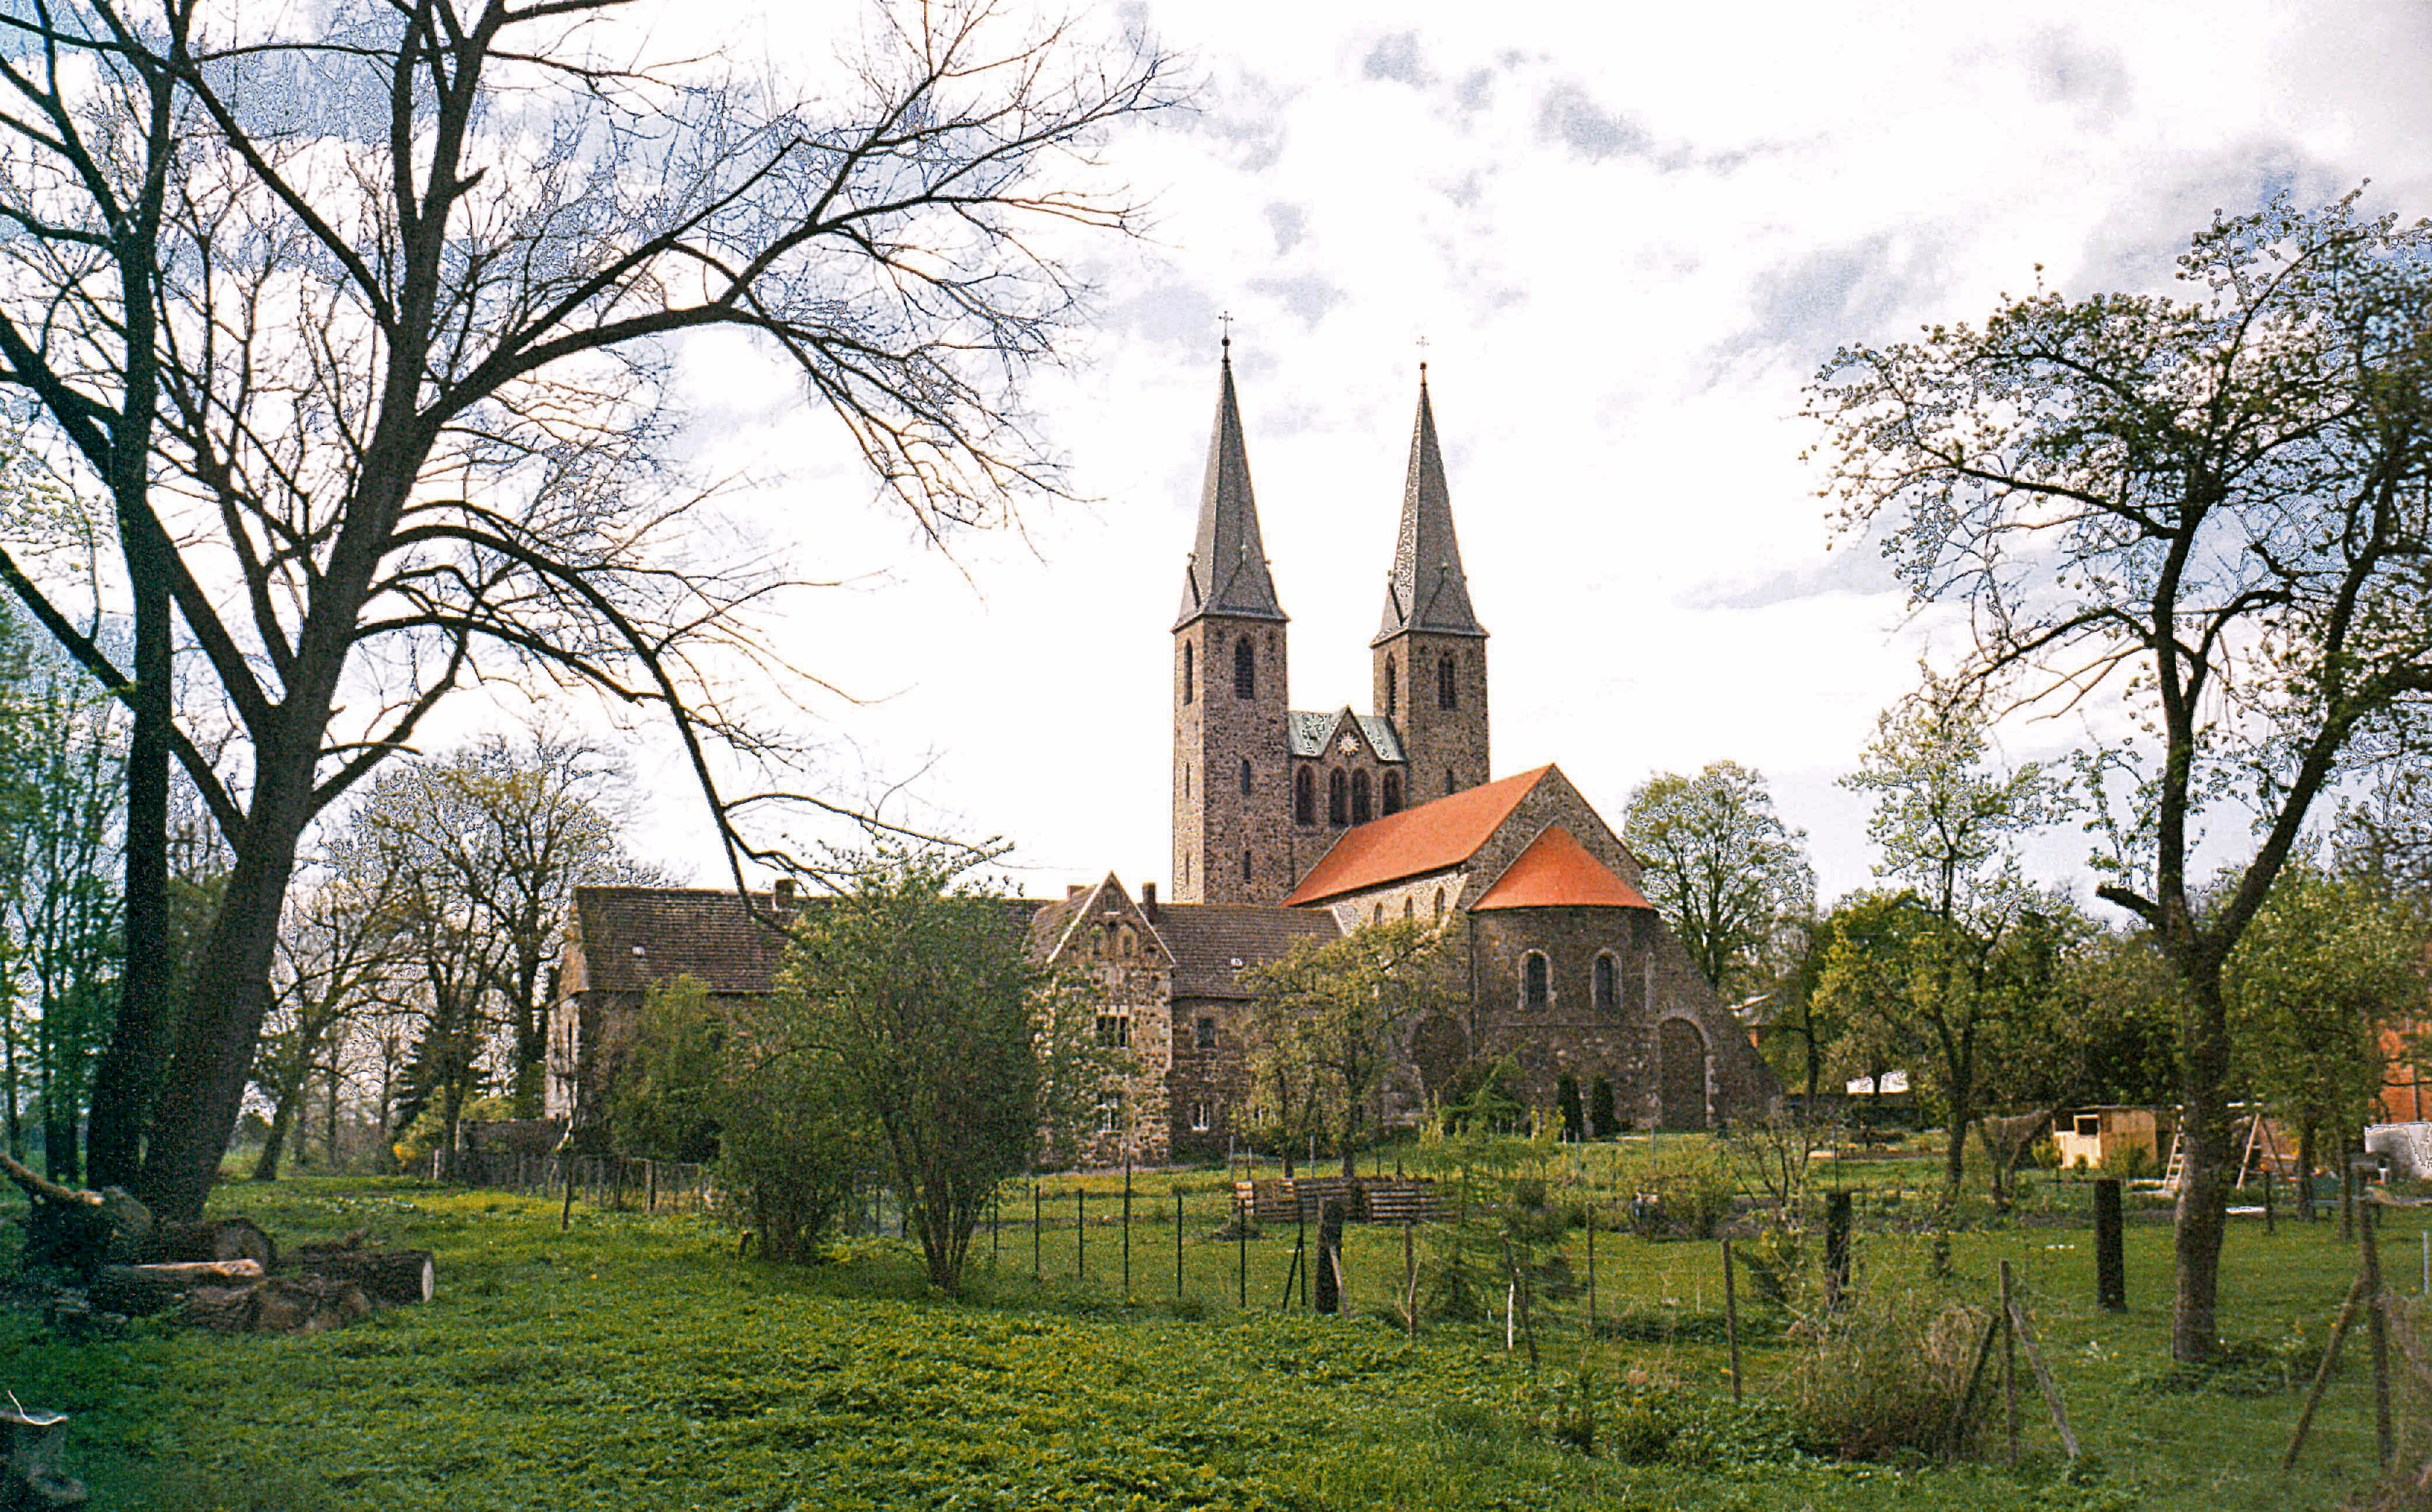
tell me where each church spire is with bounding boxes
[1175,342,1286,630]
[1374,367,1486,644]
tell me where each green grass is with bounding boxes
[4,1170,2423,1511]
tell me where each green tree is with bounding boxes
[1809,192,2432,1359]
[2226,862,2427,1214]
[1622,761,1814,1001]
[767,849,1111,1296]
[1828,673,2056,1209]
[611,975,729,1166]
[1240,918,1458,1178]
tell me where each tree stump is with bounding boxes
[153,1217,277,1272]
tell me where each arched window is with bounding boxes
[1239,757,1253,797]
[1241,849,1252,883]
[1522,951,1550,1010]
[1444,766,1456,797]
[1402,897,1414,921]
[1234,636,1256,699]
[1181,641,1194,705]
[1432,887,1446,920]
[1437,653,1458,710]
[1371,904,1383,926]
[1594,953,1619,1013]
[1381,770,1403,816]
[1384,659,1398,718]
[1350,771,1372,824]
[1327,769,1348,827]
[1294,766,1315,825]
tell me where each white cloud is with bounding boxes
[605,0,2432,911]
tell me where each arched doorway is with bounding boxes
[1657,1018,1708,1130]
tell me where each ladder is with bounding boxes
[2160,1128,2186,1197]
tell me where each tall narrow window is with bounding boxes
[1433,887,1446,920]
[1437,653,1458,710]
[1239,757,1253,796]
[1594,953,1619,1014]
[1181,641,1194,705]
[1294,766,1315,826]
[1385,659,1398,718]
[1350,770,1372,824]
[1382,771,1403,815]
[1522,951,1550,1010]
[1195,1016,1218,1051]
[1445,765,1456,797]
[1234,635,1256,699]
[1327,769,1348,827]
[1241,849,1252,883]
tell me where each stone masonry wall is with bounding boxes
[1173,619,1294,903]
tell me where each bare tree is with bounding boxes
[250,864,406,1180]
[1809,193,2432,1360]
[0,0,1177,1219]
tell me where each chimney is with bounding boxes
[772,877,796,911]
[1067,884,1087,901]
[1140,881,1158,921]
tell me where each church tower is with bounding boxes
[1373,369,1490,803]
[1173,342,1291,904]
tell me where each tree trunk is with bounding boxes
[251,1072,306,1182]
[2297,1119,2318,1222]
[134,786,315,1222]
[2171,963,2233,1363]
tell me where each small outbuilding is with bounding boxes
[2051,1105,2176,1173]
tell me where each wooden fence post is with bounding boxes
[1077,1188,1086,1280]
[2094,1180,2125,1311]
[1722,1239,1743,1404]
[1826,1189,1853,1308]
[2000,1260,2020,1462]
[1122,1163,1133,1300]
[2001,1265,2080,1461]
[1032,1183,1042,1280]
[2364,1202,2392,1470]
[1175,1189,1184,1297]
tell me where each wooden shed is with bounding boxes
[2052,1105,2176,1173]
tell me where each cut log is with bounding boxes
[290,1248,436,1307]
[90,1259,265,1317]
[185,1276,373,1335]
[153,1217,277,1272]
[4,1153,154,1273]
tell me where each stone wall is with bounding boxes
[1173,619,1294,904]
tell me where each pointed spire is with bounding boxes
[1176,341,1287,629]
[1375,366,1486,644]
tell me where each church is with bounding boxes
[547,345,1780,1164]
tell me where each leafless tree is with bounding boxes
[0,0,1177,1219]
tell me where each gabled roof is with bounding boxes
[1285,709,1407,764]
[1374,372,1486,645]
[1035,874,1173,966]
[1284,765,1556,906]
[568,887,792,995]
[1175,345,1287,630]
[1153,903,1341,998]
[1469,827,1652,912]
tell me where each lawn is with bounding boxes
[2,1163,2423,1511]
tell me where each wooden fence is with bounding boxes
[443,1149,716,1213]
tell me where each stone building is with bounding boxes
[547,345,1780,1166]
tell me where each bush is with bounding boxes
[1786,1279,1991,1460]
[2097,1142,2158,1181]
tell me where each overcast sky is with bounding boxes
[598,1,2432,907]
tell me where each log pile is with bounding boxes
[4,1153,435,1336]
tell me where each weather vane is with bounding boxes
[1417,332,1429,375]
[1220,310,1233,349]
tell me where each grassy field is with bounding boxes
[4,1156,2426,1511]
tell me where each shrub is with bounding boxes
[2029,1136,2062,1170]
[1785,1279,1991,1460]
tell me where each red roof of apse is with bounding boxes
[1469,827,1652,911]
[1284,765,1555,906]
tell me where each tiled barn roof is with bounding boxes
[1152,904,1341,998]
[569,886,1048,996]
[1284,765,1556,906]
[1469,827,1652,911]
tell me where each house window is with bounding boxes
[1522,951,1550,1010]
[1403,897,1414,921]
[1191,1100,1213,1133]
[1241,849,1252,883]
[1182,641,1194,705]
[1295,766,1315,825]
[1382,770,1403,815]
[1444,766,1456,797]
[1234,635,1256,699]
[1239,757,1253,797]
[1438,653,1457,710]
[1433,887,1446,920]
[1097,1096,1121,1134]
[1594,953,1619,1013]
[1196,1015,1218,1051]
[1371,904,1384,926]
[1351,770,1372,824]
[1385,659,1398,718]
[1096,1014,1131,1048]
[1328,769,1348,827]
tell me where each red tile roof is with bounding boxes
[1469,827,1652,912]
[1284,765,1554,906]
